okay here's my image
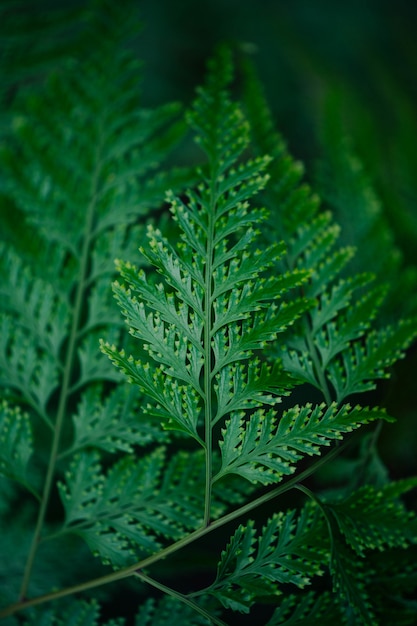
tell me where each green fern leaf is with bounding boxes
[215,403,393,485]
[330,539,377,626]
[101,340,203,441]
[0,245,69,360]
[0,2,198,608]
[0,247,66,421]
[328,318,417,402]
[102,46,309,453]
[66,385,166,455]
[375,544,417,588]
[1,27,415,626]
[206,510,323,613]
[22,596,211,626]
[58,448,206,567]
[212,359,293,425]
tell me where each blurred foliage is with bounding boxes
[3,0,417,248]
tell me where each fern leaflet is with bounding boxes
[215,403,393,485]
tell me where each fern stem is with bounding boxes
[1,443,347,618]
[134,571,229,626]
[294,483,335,568]
[305,326,333,406]
[203,180,217,526]
[18,154,101,601]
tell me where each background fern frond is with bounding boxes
[21,596,213,626]
[330,538,377,626]
[22,598,119,626]
[265,591,340,625]
[0,401,36,497]
[241,57,417,406]
[0,0,197,613]
[135,596,213,625]
[369,546,417,625]
[315,89,417,321]
[324,478,417,556]
[65,385,166,456]
[327,318,417,403]
[57,448,207,568]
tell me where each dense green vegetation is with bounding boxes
[1,2,417,624]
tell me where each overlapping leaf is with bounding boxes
[0,27,416,626]
[315,91,417,321]
[58,448,207,567]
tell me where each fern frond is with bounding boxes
[22,596,213,626]
[103,46,309,455]
[135,596,213,626]
[372,544,417,592]
[315,89,417,321]
[0,245,68,421]
[325,478,417,556]
[65,385,167,456]
[0,401,37,497]
[0,0,191,423]
[368,546,417,625]
[298,478,417,626]
[330,538,377,626]
[0,0,197,611]
[101,339,203,441]
[21,598,122,626]
[212,359,293,425]
[266,591,340,625]
[0,317,57,425]
[205,509,324,613]
[1,24,415,626]
[0,0,86,142]
[58,448,206,567]
[328,318,417,402]
[241,58,417,404]
[215,403,393,485]
[0,244,69,359]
